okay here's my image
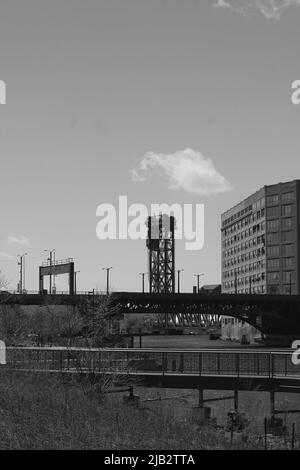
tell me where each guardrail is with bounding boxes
[4,348,300,379]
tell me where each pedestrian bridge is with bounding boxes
[4,347,300,393]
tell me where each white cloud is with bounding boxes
[7,236,30,247]
[131,148,233,196]
[214,0,300,19]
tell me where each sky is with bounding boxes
[0,0,300,293]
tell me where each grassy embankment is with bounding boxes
[0,371,282,450]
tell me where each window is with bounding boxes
[267,219,279,231]
[268,285,279,294]
[267,233,279,244]
[282,204,293,217]
[267,258,280,269]
[267,206,279,218]
[282,231,293,242]
[267,194,279,205]
[283,285,294,295]
[282,192,294,202]
[268,272,279,283]
[282,218,293,230]
[283,244,294,257]
[283,271,294,283]
[267,246,280,257]
[283,258,293,268]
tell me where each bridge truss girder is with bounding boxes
[107,292,300,336]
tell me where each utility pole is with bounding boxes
[193,273,204,293]
[139,272,147,293]
[102,267,113,295]
[74,271,80,295]
[176,269,184,293]
[249,276,252,294]
[289,272,292,295]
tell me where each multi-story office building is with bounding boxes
[220,179,300,344]
[221,179,300,296]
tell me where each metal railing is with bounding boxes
[0,290,106,296]
[41,258,74,267]
[4,347,300,379]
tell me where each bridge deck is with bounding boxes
[4,347,300,393]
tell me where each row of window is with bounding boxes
[267,192,294,206]
[267,244,294,257]
[222,191,294,229]
[223,235,265,255]
[223,223,265,244]
[267,230,295,243]
[267,217,293,231]
[268,285,296,294]
[268,272,294,283]
[222,204,255,228]
[223,273,266,289]
[267,257,294,270]
[223,248,266,268]
[224,229,294,247]
[222,212,265,236]
[223,260,266,278]
[223,283,295,295]
[267,204,293,218]
[223,286,266,294]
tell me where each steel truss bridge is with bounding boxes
[108,292,300,338]
[4,347,300,393]
[2,291,300,339]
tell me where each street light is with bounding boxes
[102,267,113,295]
[176,269,184,293]
[44,249,55,294]
[139,272,148,293]
[18,252,28,293]
[193,273,204,293]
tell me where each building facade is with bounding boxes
[220,179,300,342]
[221,179,300,296]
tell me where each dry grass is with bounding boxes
[0,371,268,450]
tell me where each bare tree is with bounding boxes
[0,271,29,343]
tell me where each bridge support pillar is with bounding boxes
[123,386,140,406]
[198,387,204,408]
[192,388,212,425]
[226,390,249,432]
[234,390,239,412]
[265,391,287,436]
[270,390,275,419]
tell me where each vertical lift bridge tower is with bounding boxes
[146,214,175,294]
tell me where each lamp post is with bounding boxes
[176,269,184,293]
[44,249,55,294]
[18,253,28,293]
[102,267,113,295]
[193,273,204,293]
[139,272,148,293]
